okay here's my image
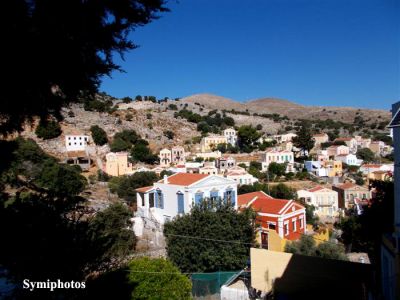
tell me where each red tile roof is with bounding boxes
[308,186,324,192]
[251,198,293,215]
[361,164,381,168]
[159,173,209,186]
[237,191,273,206]
[135,186,154,193]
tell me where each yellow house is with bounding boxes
[323,160,342,177]
[200,135,227,152]
[104,152,134,176]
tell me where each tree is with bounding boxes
[269,183,296,199]
[110,130,140,152]
[238,125,261,152]
[122,97,133,103]
[356,148,375,162]
[108,172,158,203]
[268,162,287,177]
[285,235,347,261]
[135,95,143,101]
[168,103,178,110]
[292,123,315,155]
[88,203,136,262]
[127,258,192,300]
[91,125,108,146]
[35,120,62,139]
[256,124,263,130]
[131,142,158,164]
[163,130,175,140]
[2,1,168,134]
[164,202,255,272]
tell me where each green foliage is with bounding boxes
[304,204,319,225]
[292,123,315,154]
[268,162,287,177]
[337,180,394,261]
[238,125,261,152]
[108,172,158,203]
[217,143,227,153]
[285,235,347,261]
[256,124,263,130]
[125,113,133,121]
[110,130,140,152]
[35,120,62,139]
[356,148,375,162]
[1,1,168,134]
[89,203,136,261]
[146,113,152,119]
[131,142,158,164]
[122,97,133,103]
[128,258,192,300]
[269,183,296,199]
[168,103,178,110]
[175,109,235,133]
[164,203,255,272]
[163,130,175,140]
[36,160,87,196]
[90,125,108,146]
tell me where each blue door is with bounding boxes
[195,192,203,205]
[177,193,184,214]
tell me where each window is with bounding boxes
[292,219,296,232]
[149,193,155,208]
[142,195,145,207]
[69,143,71,146]
[177,193,184,214]
[268,223,276,230]
[284,223,289,235]
[299,217,303,229]
[194,192,203,205]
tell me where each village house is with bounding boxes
[65,134,89,151]
[159,146,186,167]
[273,133,297,143]
[355,135,371,149]
[332,182,371,210]
[194,151,222,160]
[216,156,236,171]
[225,166,258,185]
[334,137,358,153]
[261,150,294,173]
[334,153,362,166]
[359,163,394,176]
[304,160,342,178]
[312,133,329,146]
[200,135,228,152]
[223,128,237,146]
[316,149,329,162]
[238,191,306,248]
[135,173,238,225]
[369,141,384,156]
[104,152,134,176]
[199,162,218,175]
[63,134,91,170]
[297,186,339,218]
[326,145,350,157]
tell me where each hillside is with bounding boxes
[180,94,391,124]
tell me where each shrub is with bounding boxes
[90,125,108,146]
[35,120,62,139]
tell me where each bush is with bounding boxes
[163,130,175,140]
[168,103,178,110]
[35,120,62,140]
[90,125,108,146]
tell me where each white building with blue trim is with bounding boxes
[135,173,238,225]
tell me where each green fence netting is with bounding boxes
[191,271,241,297]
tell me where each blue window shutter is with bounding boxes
[210,191,219,198]
[159,192,164,209]
[177,193,184,213]
[231,191,236,206]
[195,193,203,205]
[154,192,159,208]
[223,191,228,204]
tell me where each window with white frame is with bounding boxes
[299,217,303,229]
[292,219,297,232]
[284,222,289,235]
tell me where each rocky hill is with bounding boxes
[180,94,391,124]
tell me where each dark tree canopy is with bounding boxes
[2,0,168,134]
[164,202,255,273]
[292,123,315,155]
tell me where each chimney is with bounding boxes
[163,174,168,184]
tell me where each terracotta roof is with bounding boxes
[135,186,154,193]
[308,186,324,192]
[237,191,273,206]
[251,198,304,215]
[335,183,368,190]
[159,173,209,186]
[361,164,381,168]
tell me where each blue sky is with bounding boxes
[100,0,400,109]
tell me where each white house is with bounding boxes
[273,133,297,143]
[225,166,258,185]
[216,156,236,171]
[223,128,237,147]
[135,173,238,224]
[297,186,339,218]
[261,150,294,173]
[334,137,358,154]
[335,153,362,166]
[326,145,350,157]
[65,135,89,151]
